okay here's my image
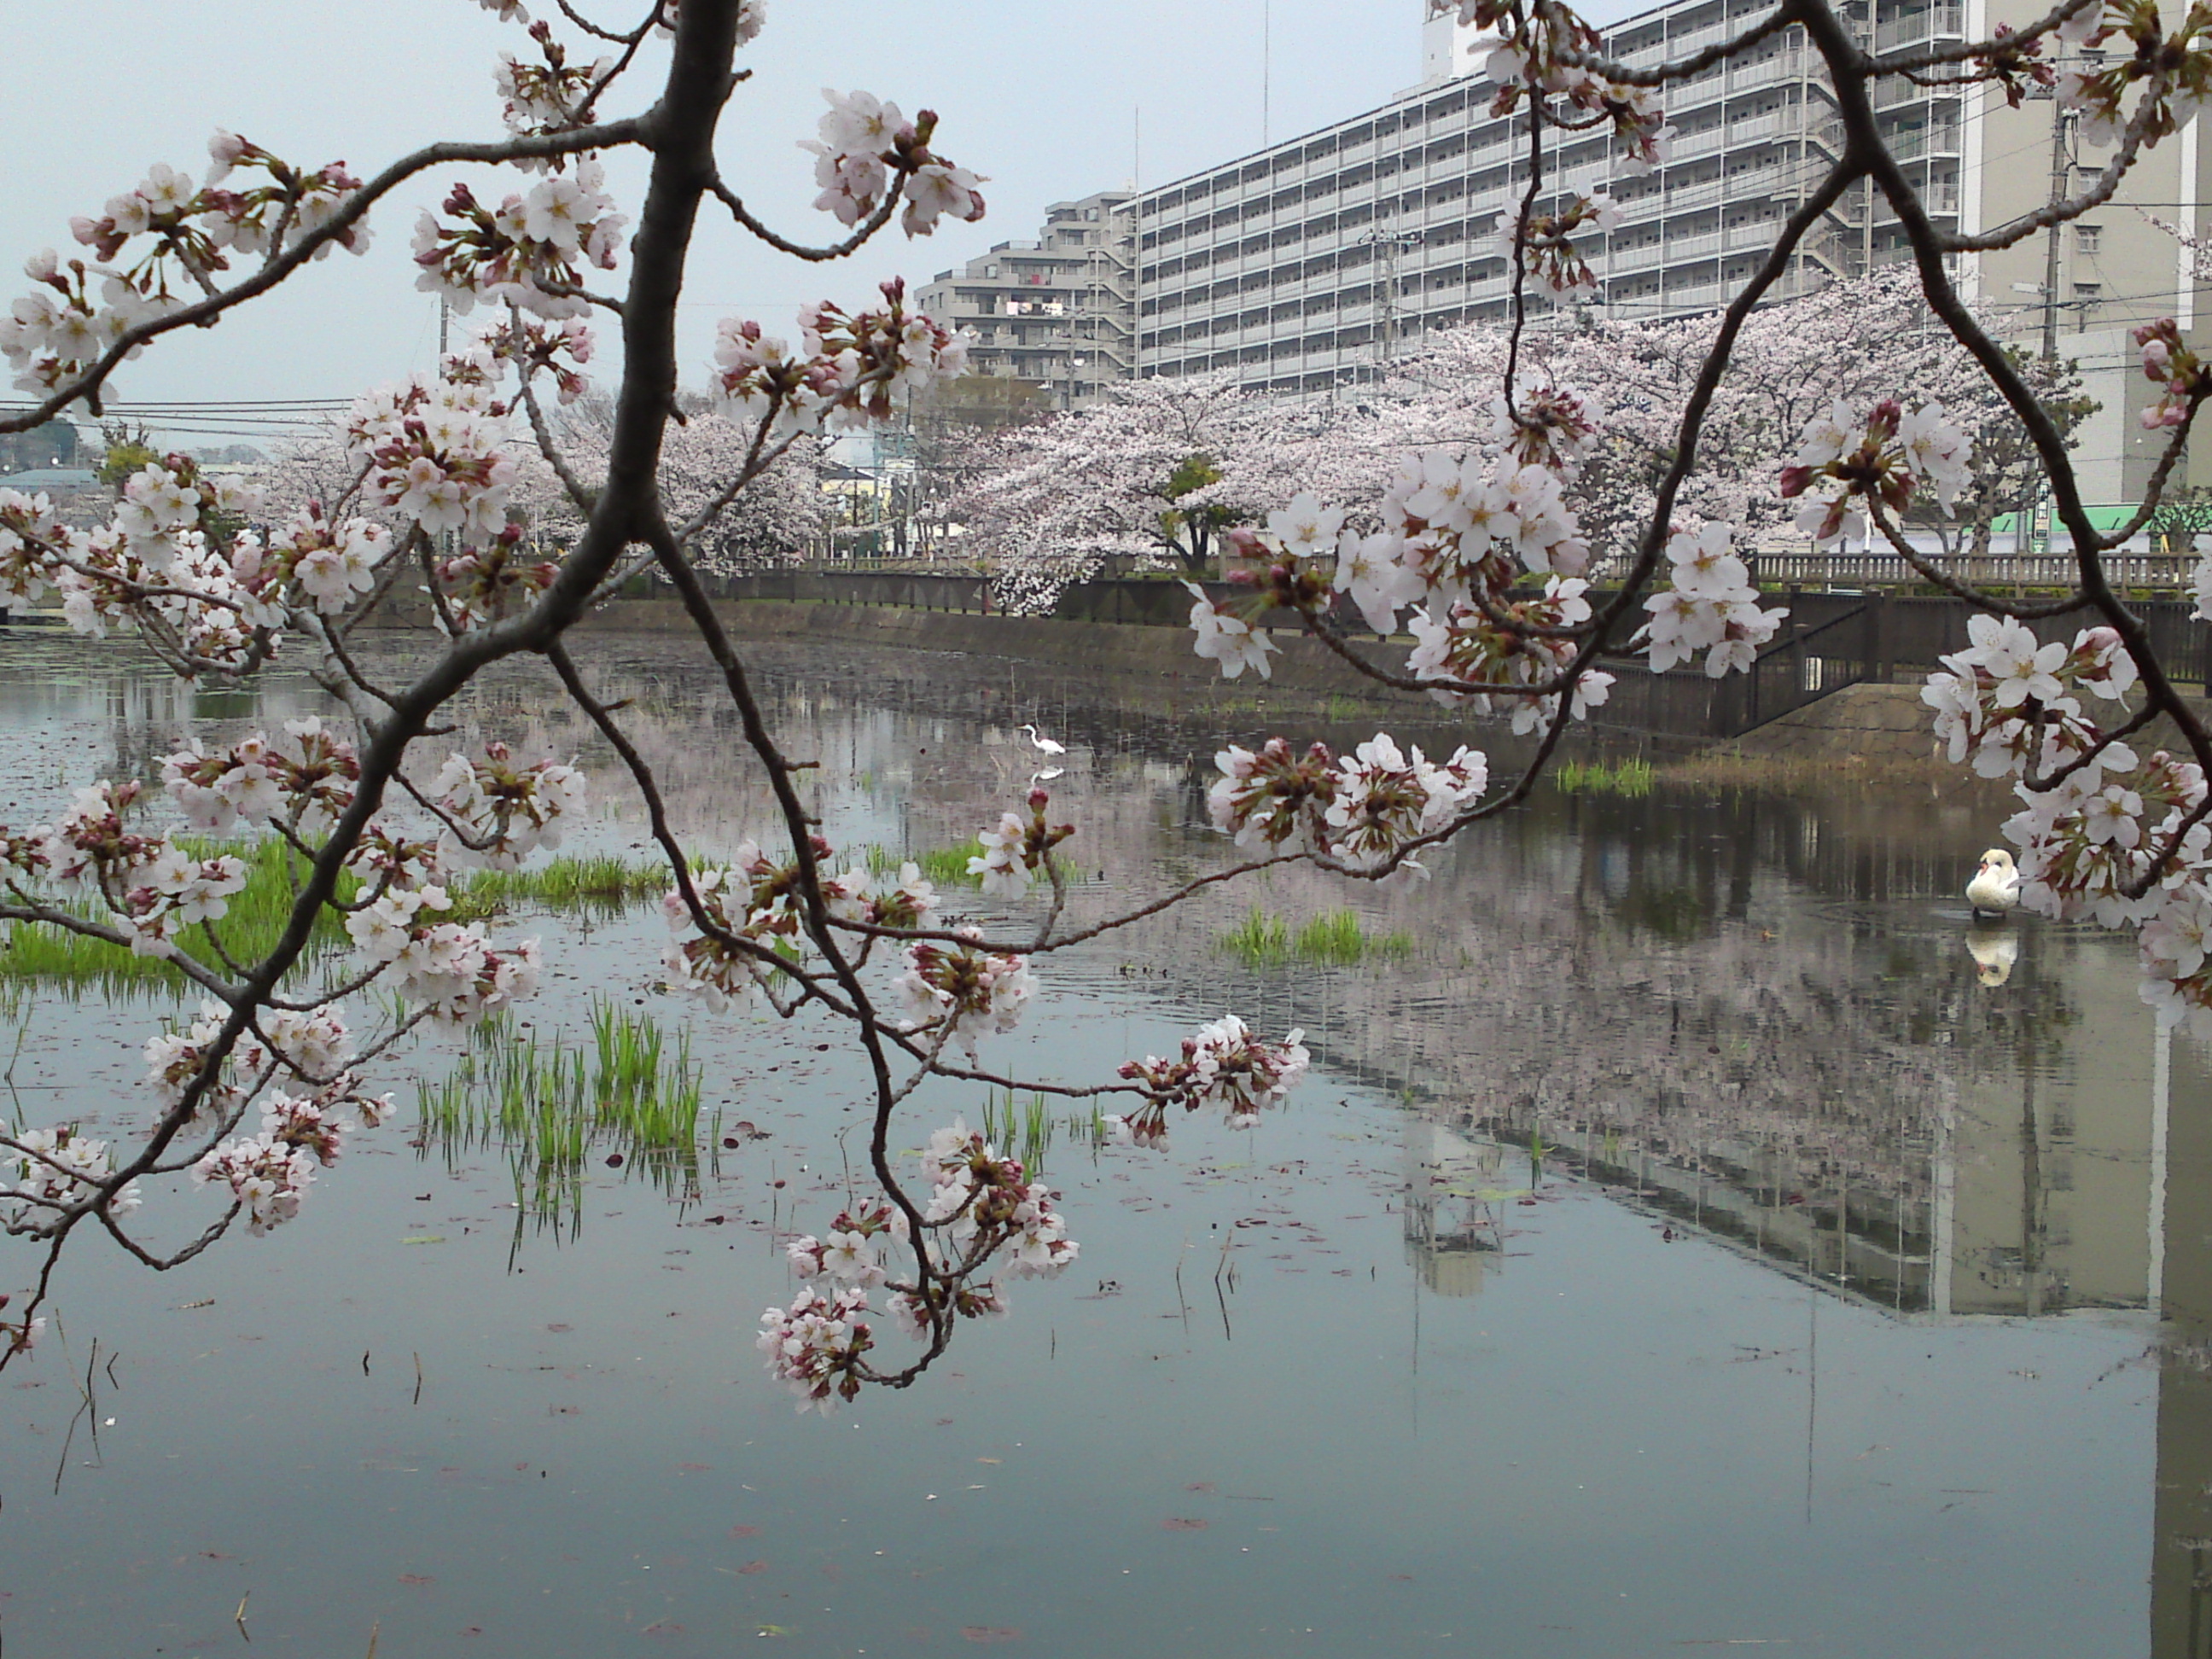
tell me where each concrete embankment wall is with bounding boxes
[586,597,1964,772]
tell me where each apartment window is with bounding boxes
[2075,224,2101,254]
[2074,282,2103,299]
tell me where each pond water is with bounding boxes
[1,624,2205,1658]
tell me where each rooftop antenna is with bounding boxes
[1263,1,1272,147]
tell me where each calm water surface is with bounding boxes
[0,626,2201,1658]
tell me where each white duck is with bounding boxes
[1965,848,2020,917]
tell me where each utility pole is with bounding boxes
[1359,229,1423,380]
[2040,99,2071,364]
[2026,85,2074,561]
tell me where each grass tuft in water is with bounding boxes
[978,1086,1057,1173]
[1553,757,1656,796]
[454,853,672,918]
[0,836,358,997]
[858,839,985,888]
[416,998,708,1235]
[1294,908,1414,964]
[1218,905,1411,969]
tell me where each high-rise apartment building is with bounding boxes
[917,190,1137,411]
[1067,3,2208,505]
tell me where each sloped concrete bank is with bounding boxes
[585,597,1949,770]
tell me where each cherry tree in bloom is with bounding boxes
[947,372,1330,614]
[9,0,2212,1415]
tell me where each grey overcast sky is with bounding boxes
[0,1,1622,440]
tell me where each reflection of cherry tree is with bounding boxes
[3,0,2212,1412]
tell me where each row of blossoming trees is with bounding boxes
[0,0,2208,1412]
[952,269,2087,617]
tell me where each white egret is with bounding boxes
[1019,724,1066,757]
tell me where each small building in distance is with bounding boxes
[0,420,82,474]
[0,466,102,525]
[917,189,1136,412]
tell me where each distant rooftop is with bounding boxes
[0,468,98,489]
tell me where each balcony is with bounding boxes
[1668,230,1722,259]
[1727,110,1787,144]
[1886,125,1962,161]
[1873,7,1965,50]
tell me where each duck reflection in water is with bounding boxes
[1966,928,2019,987]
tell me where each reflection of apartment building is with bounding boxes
[1029,3,2210,504]
[1465,926,2181,1322]
[917,190,1136,411]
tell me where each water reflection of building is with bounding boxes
[1402,1120,1504,1297]
[2153,1031,2212,1659]
[1451,925,2174,1323]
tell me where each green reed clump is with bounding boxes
[0,836,358,996]
[455,853,671,918]
[1219,905,1291,968]
[1218,905,1411,969]
[1294,908,1414,965]
[1553,758,1656,797]
[416,998,708,1231]
[859,839,984,888]
[978,1086,1056,1173]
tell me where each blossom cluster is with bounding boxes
[3,133,368,395]
[145,1000,391,1236]
[1110,1016,1312,1146]
[431,741,586,869]
[164,717,362,837]
[2052,0,2212,148]
[1922,614,2139,781]
[786,1199,905,1287]
[144,1000,363,1109]
[765,1120,1076,1416]
[350,884,544,1023]
[345,351,521,544]
[895,934,1039,1061]
[189,1088,377,1236]
[1458,0,1674,172]
[966,787,1074,898]
[235,505,393,623]
[1910,616,2212,1029]
[1639,522,1786,678]
[2135,319,2210,432]
[0,458,285,666]
[917,1119,1076,1278]
[1207,733,1487,869]
[493,20,615,151]
[709,277,970,441]
[410,159,625,321]
[3,1126,140,1235]
[660,838,941,1010]
[0,781,248,958]
[1497,194,1622,296]
[756,1284,875,1414]
[800,89,986,236]
[1779,397,1970,545]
